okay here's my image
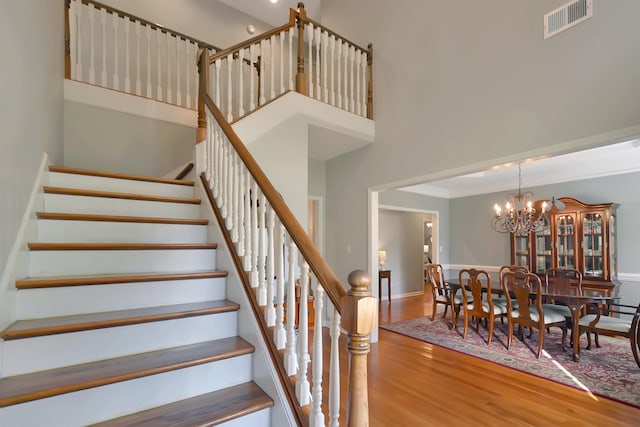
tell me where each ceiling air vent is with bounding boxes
[544,0,593,39]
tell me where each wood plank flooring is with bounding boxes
[342,290,640,426]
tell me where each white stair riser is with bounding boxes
[17,277,227,318]
[49,172,194,198]
[2,312,238,376]
[37,220,208,244]
[0,355,253,427]
[44,194,201,219]
[29,249,217,277]
[219,408,271,427]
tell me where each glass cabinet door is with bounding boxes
[534,226,552,274]
[513,231,530,270]
[582,212,604,278]
[556,214,576,269]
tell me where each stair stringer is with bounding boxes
[195,180,297,427]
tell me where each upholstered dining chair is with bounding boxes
[501,271,567,358]
[578,302,640,368]
[458,269,506,345]
[427,263,469,325]
[543,268,583,315]
[493,265,529,319]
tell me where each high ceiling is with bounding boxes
[399,139,640,199]
[218,0,322,27]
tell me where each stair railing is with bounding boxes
[206,3,373,124]
[64,0,219,109]
[198,47,376,427]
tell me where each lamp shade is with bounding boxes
[378,250,387,265]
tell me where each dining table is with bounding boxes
[446,280,619,362]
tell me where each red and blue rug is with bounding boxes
[380,315,640,408]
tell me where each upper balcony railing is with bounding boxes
[207,3,373,124]
[65,0,220,109]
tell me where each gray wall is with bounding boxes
[0,0,64,273]
[64,102,195,176]
[321,0,640,283]
[308,158,326,198]
[378,209,427,299]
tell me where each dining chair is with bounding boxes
[543,268,583,314]
[493,265,529,319]
[458,269,506,344]
[578,302,640,368]
[501,271,568,358]
[427,263,468,325]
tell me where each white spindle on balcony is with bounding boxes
[156,30,162,100]
[135,20,141,96]
[249,44,256,111]
[238,49,245,117]
[310,280,325,427]
[270,35,276,100]
[315,26,321,100]
[124,17,131,93]
[259,39,266,105]
[166,32,172,103]
[146,26,152,97]
[176,36,182,106]
[88,3,95,84]
[76,3,83,81]
[100,8,107,86]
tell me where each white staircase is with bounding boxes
[0,166,273,426]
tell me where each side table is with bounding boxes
[379,269,391,301]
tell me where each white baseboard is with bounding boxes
[0,153,48,366]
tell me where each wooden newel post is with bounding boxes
[342,269,377,427]
[366,43,373,120]
[196,48,208,143]
[295,2,307,95]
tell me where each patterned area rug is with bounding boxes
[380,315,640,408]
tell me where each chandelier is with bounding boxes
[491,163,550,234]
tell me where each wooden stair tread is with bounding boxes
[90,381,273,426]
[36,212,208,225]
[44,186,201,204]
[0,337,253,407]
[1,300,240,340]
[15,271,228,289]
[27,242,218,251]
[49,165,194,187]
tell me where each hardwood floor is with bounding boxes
[362,290,639,426]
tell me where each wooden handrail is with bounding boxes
[299,15,371,55]
[201,90,347,311]
[75,0,220,51]
[208,11,297,64]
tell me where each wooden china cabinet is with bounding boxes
[510,197,619,295]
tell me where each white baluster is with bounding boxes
[204,112,211,182]
[329,307,341,427]
[237,161,245,256]
[265,208,276,326]
[223,144,231,223]
[227,53,233,121]
[124,17,131,93]
[336,41,342,109]
[249,44,256,111]
[349,45,356,113]
[315,27,321,100]
[330,35,336,106]
[279,32,285,95]
[243,169,252,271]
[112,13,119,89]
[230,154,239,242]
[270,35,276,100]
[257,194,267,306]
[238,48,245,117]
[259,40,266,105]
[185,40,192,108]
[296,262,311,405]
[284,235,298,375]
[250,181,259,288]
[214,58,221,107]
[274,222,286,349]
[211,124,219,197]
[176,36,182,106]
[355,48,361,116]
[220,142,227,216]
[288,28,294,91]
[146,26,152,97]
[100,8,107,86]
[156,29,162,101]
[75,3,83,81]
[342,42,349,112]
[69,0,78,80]
[166,33,172,103]
[309,280,325,427]
[88,3,95,84]
[361,51,368,117]
[135,20,141,95]
[307,24,314,98]
[322,31,329,103]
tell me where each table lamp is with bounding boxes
[378,250,387,270]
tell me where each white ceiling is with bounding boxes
[218,0,322,28]
[399,139,640,199]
